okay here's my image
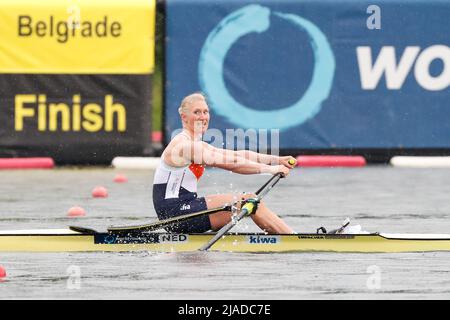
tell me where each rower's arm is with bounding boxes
[212,157,278,175]
[186,141,277,175]
[235,150,280,165]
[236,150,297,169]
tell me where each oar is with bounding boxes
[199,172,284,251]
[107,205,231,234]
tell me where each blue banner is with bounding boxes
[165,0,450,150]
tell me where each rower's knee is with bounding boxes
[239,193,266,212]
[240,193,264,203]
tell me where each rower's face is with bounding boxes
[184,100,210,134]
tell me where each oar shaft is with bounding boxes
[255,174,282,199]
[199,174,282,251]
[255,173,281,195]
[199,202,256,251]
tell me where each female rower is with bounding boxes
[152,93,295,234]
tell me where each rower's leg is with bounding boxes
[204,194,238,230]
[248,197,294,234]
[205,194,294,234]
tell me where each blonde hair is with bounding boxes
[178,92,207,115]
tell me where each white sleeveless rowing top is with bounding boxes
[153,132,205,200]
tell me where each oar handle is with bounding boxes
[254,159,295,195]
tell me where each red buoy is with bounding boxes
[92,186,108,198]
[67,206,86,217]
[0,266,7,279]
[113,174,128,183]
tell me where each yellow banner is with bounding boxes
[0,0,155,74]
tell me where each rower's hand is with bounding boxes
[271,165,290,177]
[280,156,297,169]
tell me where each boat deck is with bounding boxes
[1,229,450,253]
